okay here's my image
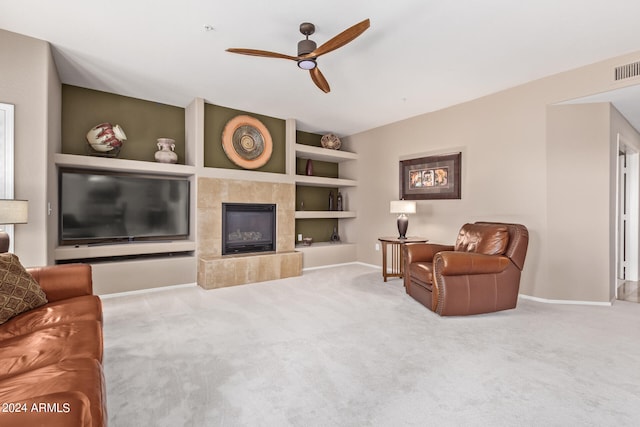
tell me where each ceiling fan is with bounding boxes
[226,18,370,93]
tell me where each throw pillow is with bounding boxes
[0,253,48,324]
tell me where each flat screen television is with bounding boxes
[59,168,190,246]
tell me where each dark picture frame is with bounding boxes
[399,152,461,200]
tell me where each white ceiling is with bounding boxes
[2,0,640,136]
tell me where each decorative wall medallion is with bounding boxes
[222,115,273,169]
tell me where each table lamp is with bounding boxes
[0,199,28,253]
[390,200,416,239]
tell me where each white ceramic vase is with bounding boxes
[154,138,178,163]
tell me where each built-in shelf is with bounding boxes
[198,165,292,184]
[296,241,354,249]
[54,240,197,261]
[295,144,358,162]
[295,211,356,219]
[54,153,195,176]
[294,174,357,188]
[294,242,357,269]
[292,137,358,268]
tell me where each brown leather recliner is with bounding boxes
[403,222,529,316]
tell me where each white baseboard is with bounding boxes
[353,262,381,270]
[518,293,612,307]
[302,261,380,272]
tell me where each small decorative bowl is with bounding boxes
[302,237,313,246]
[320,133,341,150]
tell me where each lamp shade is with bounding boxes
[390,200,416,214]
[0,200,28,224]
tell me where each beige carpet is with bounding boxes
[102,264,640,426]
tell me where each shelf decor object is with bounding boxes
[86,123,127,157]
[320,133,341,150]
[329,226,341,243]
[221,115,273,169]
[154,138,178,163]
[0,199,28,253]
[390,200,416,239]
[399,152,461,200]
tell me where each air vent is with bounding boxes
[615,61,640,81]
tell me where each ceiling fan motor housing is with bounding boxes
[298,39,317,56]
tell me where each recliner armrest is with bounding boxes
[435,251,510,276]
[404,243,454,264]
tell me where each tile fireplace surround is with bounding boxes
[197,177,302,289]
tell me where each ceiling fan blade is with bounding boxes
[310,67,330,93]
[226,48,298,61]
[306,18,370,58]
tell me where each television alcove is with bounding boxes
[59,168,190,246]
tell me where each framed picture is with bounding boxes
[399,152,461,200]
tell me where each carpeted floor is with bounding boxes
[102,264,640,426]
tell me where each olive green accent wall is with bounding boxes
[296,219,339,244]
[296,186,340,211]
[296,158,338,178]
[296,130,322,147]
[61,85,185,163]
[203,103,285,173]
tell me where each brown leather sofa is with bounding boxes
[0,262,106,427]
[404,222,529,316]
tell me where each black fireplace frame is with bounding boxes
[222,203,276,255]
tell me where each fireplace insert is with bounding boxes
[222,203,276,255]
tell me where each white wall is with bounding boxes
[546,103,611,302]
[0,29,60,267]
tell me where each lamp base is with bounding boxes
[397,214,409,239]
[0,231,9,253]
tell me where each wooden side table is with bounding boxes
[378,236,428,282]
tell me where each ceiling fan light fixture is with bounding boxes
[297,58,317,70]
[297,38,317,56]
[226,18,370,93]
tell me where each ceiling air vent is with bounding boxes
[614,61,640,81]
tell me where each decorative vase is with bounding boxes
[86,123,127,157]
[330,227,341,243]
[154,138,178,164]
[337,191,343,211]
[328,191,334,211]
[305,159,313,176]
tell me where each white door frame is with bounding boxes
[615,133,639,297]
[0,103,15,252]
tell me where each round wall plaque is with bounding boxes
[221,115,273,169]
